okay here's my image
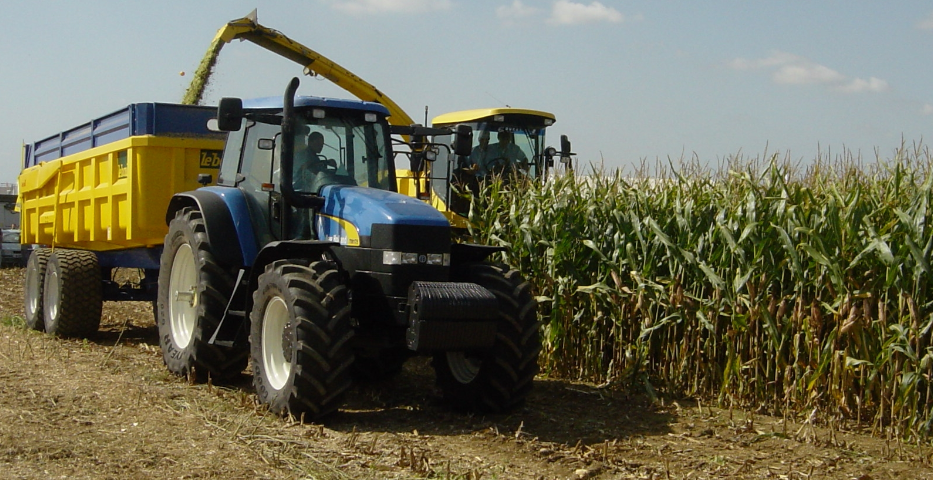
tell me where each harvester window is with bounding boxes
[464,123,543,178]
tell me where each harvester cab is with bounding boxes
[159,78,540,420]
[420,108,574,221]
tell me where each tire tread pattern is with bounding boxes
[158,208,248,382]
[24,248,51,331]
[251,260,354,419]
[433,262,540,412]
[44,249,102,338]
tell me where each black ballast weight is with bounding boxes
[406,281,498,351]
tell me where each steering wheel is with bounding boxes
[485,156,512,175]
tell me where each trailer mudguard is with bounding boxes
[165,187,255,267]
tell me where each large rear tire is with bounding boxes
[24,248,51,331]
[157,208,247,381]
[432,263,540,412]
[42,249,102,338]
[250,260,354,419]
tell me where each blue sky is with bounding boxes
[1,1,931,184]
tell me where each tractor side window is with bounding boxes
[238,122,281,246]
[352,123,390,189]
[217,121,246,186]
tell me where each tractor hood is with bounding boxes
[316,185,450,248]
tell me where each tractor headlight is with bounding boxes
[383,251,401,265]
[382,251,450,266]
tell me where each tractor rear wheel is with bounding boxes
[433,263,540,412]
[157,208,247,382]
[250,260,354,419]
[42,249,102,338]
[24,248,51,331]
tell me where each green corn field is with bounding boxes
[466,144,933,441]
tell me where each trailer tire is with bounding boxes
[158,208,247,382]
[24,248,52,331]
[42,249,102,338]
[432,263,540,412]
[250,260,354,419]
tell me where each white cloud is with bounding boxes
[923,104,933,116]
[917,12,933,30]
[325,0,452,15]
[728,51,801,70]
[497,0,539,26]
[547,1,626,25]
[837,77,890,94]
[729,50,889,94]
[772,63,846,86]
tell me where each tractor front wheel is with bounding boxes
[250,260,354,419]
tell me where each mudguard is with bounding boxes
[208,239,338,348]
[165,187,256,267]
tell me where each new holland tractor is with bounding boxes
[158,78,540,418]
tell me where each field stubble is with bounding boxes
[2,266,933,479]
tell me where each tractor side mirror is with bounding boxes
[216,97,244,132]
[452,124,473,157]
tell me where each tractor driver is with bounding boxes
[295,131,338,193]
[468,129,528,176]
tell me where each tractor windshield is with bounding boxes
[291,109,393,194]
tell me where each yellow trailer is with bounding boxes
[19,103,223,255]
[18,102,224,337]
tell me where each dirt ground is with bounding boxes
[1,266,932,479]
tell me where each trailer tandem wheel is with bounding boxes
[24,248,52,331]
[42,249,103,338]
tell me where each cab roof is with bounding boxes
[431,108,555,126]
[242,95,390,116]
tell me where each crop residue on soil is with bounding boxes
[2,266,933,479]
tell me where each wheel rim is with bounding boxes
[262,296,292,391]
[45,266,60,322]
[446,351,482,384]
[25,260,40,319]
[168,243,198,349]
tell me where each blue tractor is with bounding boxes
[157,78,540,419]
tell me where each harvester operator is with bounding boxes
[468,129,528,176]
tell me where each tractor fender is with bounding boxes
[208,239,339,348]
[165,188,255,267]
[248,240,339,286]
